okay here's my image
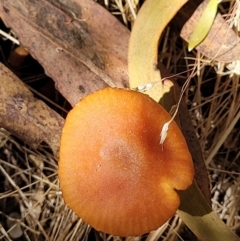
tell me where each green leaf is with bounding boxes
[188,0,218,51]
[177,181,240,241]
[128,0,189,102]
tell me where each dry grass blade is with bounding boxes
[0,129,90,241]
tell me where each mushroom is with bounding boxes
[58,87,194,237]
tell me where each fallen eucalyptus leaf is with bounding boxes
[179,0,240,62]
[0,0,129,106]
[188,0,218,51]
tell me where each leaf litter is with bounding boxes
[0,0,239,240]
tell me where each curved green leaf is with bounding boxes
[188,0,218,51]
[128,0,189,102]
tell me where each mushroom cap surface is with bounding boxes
[58,87,194,236]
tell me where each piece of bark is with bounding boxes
[0,0,129,106]
[0,63,64,155]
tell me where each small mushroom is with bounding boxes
[58,87,194,236]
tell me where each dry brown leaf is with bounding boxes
[174,0,240,62]
[0,63,64,155]
[0,0,129,106]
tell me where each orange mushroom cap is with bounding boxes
[58,87,194,237]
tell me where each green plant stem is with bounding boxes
[128,0,189,102]
[177,181,240,241]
